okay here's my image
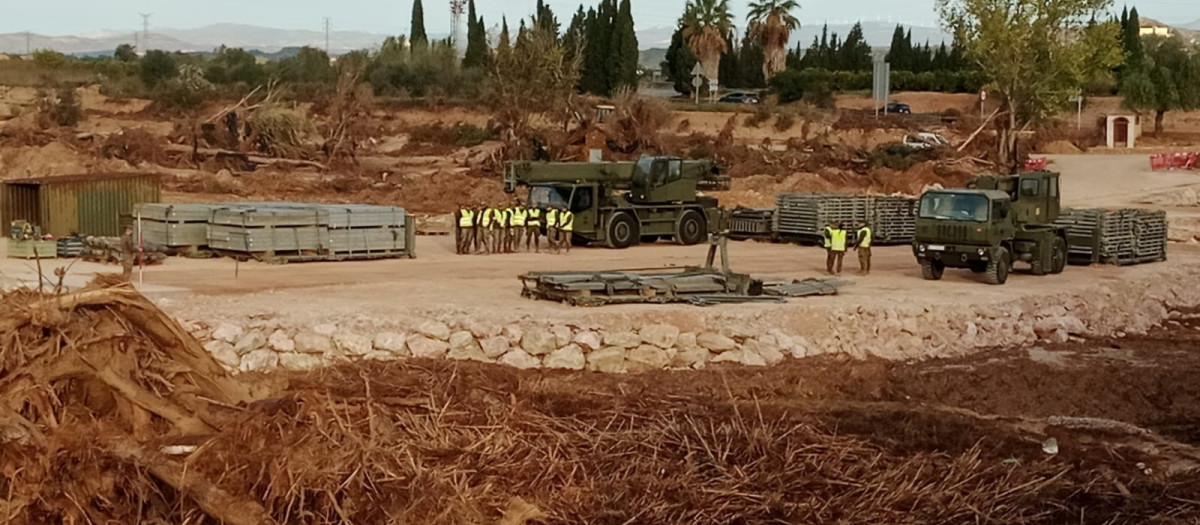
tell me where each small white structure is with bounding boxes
[1104,114,1142,148]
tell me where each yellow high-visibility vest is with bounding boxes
[527,208,541,225]
[559,211,575,232]
[510,208,527,227]
[546,209,559,228]
[822,226,833,249]
[481,208,495,228]
[857,226,872,248]
[492,208,508,227]
[830,229,847,251]
[458,209,475,228]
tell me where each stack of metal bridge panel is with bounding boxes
[774,193,871,243]
[773,193,916,245]
[133,203,222,250]
[135,202,414,262]
[1053,208,1167,265]
[871,196,918,244]
[207,206,331,256]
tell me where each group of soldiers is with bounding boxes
[821,220,873,276]
[456,201,576,255]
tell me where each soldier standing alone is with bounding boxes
[121,226,136,279]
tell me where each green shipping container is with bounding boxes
[1,173,162,237]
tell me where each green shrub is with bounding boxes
[408,122,494,147]
[743,104,772,127]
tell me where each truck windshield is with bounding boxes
[528,185,569,209]
[919,193,990,222]
[635,156,654,178]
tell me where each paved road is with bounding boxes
[1047,154,1200,208]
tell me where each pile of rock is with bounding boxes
[186,318,810,374]
[179,261,1200,374]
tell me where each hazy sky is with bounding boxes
[5,0,1197,35]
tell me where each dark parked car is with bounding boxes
[719,92,761,104]
[886,102,912,114]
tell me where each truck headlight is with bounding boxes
[918,245,926,252]
[977,248,985,256]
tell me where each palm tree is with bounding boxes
[748,0,800,81]
[680,0,735,85]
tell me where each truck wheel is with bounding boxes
[675,210,707,245]
[606,212,640,249]
[1050,237,1067,274]
[985,248,1010,285]
[920,260,944,280]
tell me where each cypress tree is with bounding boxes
[411,0,427,46]
[663,25,698,95]
[818,25,829,68]
[463,0,488,68]
[609,0,639,91]
[840,23,871,71]
[1122,6,1145,68]
[800,35,820,69]
[886,25,907,71]
[497,17,512,60]
[737,31,766,88]
[827,33,841,70]
[719,36,739,88]
[581,1,615,95]
[534,0,560,36]
[563,7,586,65]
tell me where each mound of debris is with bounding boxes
[2,279,1198,524]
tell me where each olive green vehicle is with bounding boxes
[913,171,1068,285]
[503,157,730,248]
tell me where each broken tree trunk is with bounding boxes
[164,144,328,171]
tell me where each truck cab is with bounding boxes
[913,171,1067,285]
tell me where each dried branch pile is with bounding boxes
[1,279,1197,524]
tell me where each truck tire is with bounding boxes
[606,212,640,249]
[920,260,944,280]
[985,247,1010,285]
[1050,237,1067,274]
[675,209,707,245]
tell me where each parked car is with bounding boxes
[885,102,912,114]
[719,92,761,104]
[902,132,951,150]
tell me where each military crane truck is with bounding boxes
[504,157,730,248]
[913,171,1068,285]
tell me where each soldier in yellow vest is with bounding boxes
[509,202,527,252]
[479,204,495,254]
[456,205,476,254]
[490,206,508,255]
[525,205,542,252]
[826,222,848,275]
[558,206,575,254]
[545,207,559,253]
[855,220,873,275]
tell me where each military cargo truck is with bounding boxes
[913,171,1068,285]
[503,157,729,248]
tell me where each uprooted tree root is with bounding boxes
[2,278,1199,524]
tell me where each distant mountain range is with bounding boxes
[1,21,950,58]
[5,17,1192,61]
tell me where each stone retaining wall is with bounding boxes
[180,263,1200,374]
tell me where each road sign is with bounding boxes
[980,90,987,101]
[872,61,890,114]
[690,63,703,76]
